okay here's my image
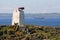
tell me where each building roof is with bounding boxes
[18,7,24,10]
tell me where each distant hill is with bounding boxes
[0,13,60,18]
[25,13,60,18]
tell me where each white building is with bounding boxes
[12,7,24,26]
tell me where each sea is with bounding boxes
[0,13,60,26]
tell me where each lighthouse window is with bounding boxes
[18,9,20,11]
[16,10,17,12]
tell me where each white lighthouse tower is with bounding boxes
[12,7,24,26]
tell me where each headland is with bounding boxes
[0,24,60,40]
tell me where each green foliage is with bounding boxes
[0,25,60,40]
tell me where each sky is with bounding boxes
[0,0,60,13]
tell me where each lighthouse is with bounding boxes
[12,7,24,26]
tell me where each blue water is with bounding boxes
[25,18,60,26]
[0,17,60,26]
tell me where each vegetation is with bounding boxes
[0,24,60,40]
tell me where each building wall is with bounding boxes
[12,8,24,26]
[19,10,24,25]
